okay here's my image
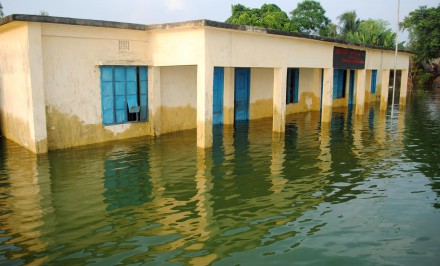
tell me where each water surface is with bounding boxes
[0,91,439,265]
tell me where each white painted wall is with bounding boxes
[150,28,204,66]
[160,66,197,108]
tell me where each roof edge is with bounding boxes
[0,14,146,31]
[0,15,414,54]
[202,20,415,54]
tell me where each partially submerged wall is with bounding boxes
[160,65,197,133]
[250,68,273,120]
[287,68,322,114]
[41,23,153,149]
[0,22,47,153]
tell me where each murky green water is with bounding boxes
[1,91,439,266]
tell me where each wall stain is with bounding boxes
[286,92,320,115]
[46,106,153,150]
[160,105,197,133]
[0,112,46,153]
[223,107,234,125]
[332,97,349,108]
[250,99,273,120]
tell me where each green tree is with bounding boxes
[345,19,397,48]
[321,22,338,38]
[289,0,330,35]
[225,3,290,31]
[402,5,440,64]
[0,2,4,18]
[39,10,49,16]
[337,10,361,38]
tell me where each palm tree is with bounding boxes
[337,10,361,38]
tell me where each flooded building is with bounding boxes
[0,15,411,153]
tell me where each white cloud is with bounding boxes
[165,0,186,11]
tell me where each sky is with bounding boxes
[1,0,439,41]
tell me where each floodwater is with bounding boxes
[1,91,439,266]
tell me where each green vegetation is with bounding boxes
[225,3,290,31]
[225,1,397,48]
[402,5,440,65]
[346,19,397,48]
[0,2,4,18]
[402,5,440,89]
[289,0,329,35]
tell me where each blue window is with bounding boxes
[371,70,377,94]
[286,68,299,104]
[100,66,148,125]
[333,69,347,99]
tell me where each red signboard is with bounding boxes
[333,46,366,69]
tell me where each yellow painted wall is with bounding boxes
[249,68,273,119]
[41,23,153,150]
[160,65,197,133]
[205,27,334,68]
[364,70,373,105]
[0,22,47,153]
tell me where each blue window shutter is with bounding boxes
[126,67,138,114]
[114,67,125,81]
[101,66,115,125]
[101,67,113,82]
[139,67,148,121]
[371,70,377,94]
[126,67,137,82]
[294,68,299,103]
[115,67,127,124]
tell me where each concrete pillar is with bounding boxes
[380,69,390,111]
[321,68,333,123]
[318,123,332,174]
[355,69,366,115]
[273,67,287,132]
[364,70,372,107]
[197,63,214,148]
[194,148,214,247]
[223,67,235,125]
[399,69,408,105]
[148,66,161,136]
[352,115,363,158]
[28,23,48,153]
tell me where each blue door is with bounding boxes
[213,67,224,125]
[348,70,355,105]
[234,68,250,122]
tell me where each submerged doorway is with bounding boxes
[234,68,251,122]
[213,67,224,125]
[348,70,355,105]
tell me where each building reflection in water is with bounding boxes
[3,98,435,266]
